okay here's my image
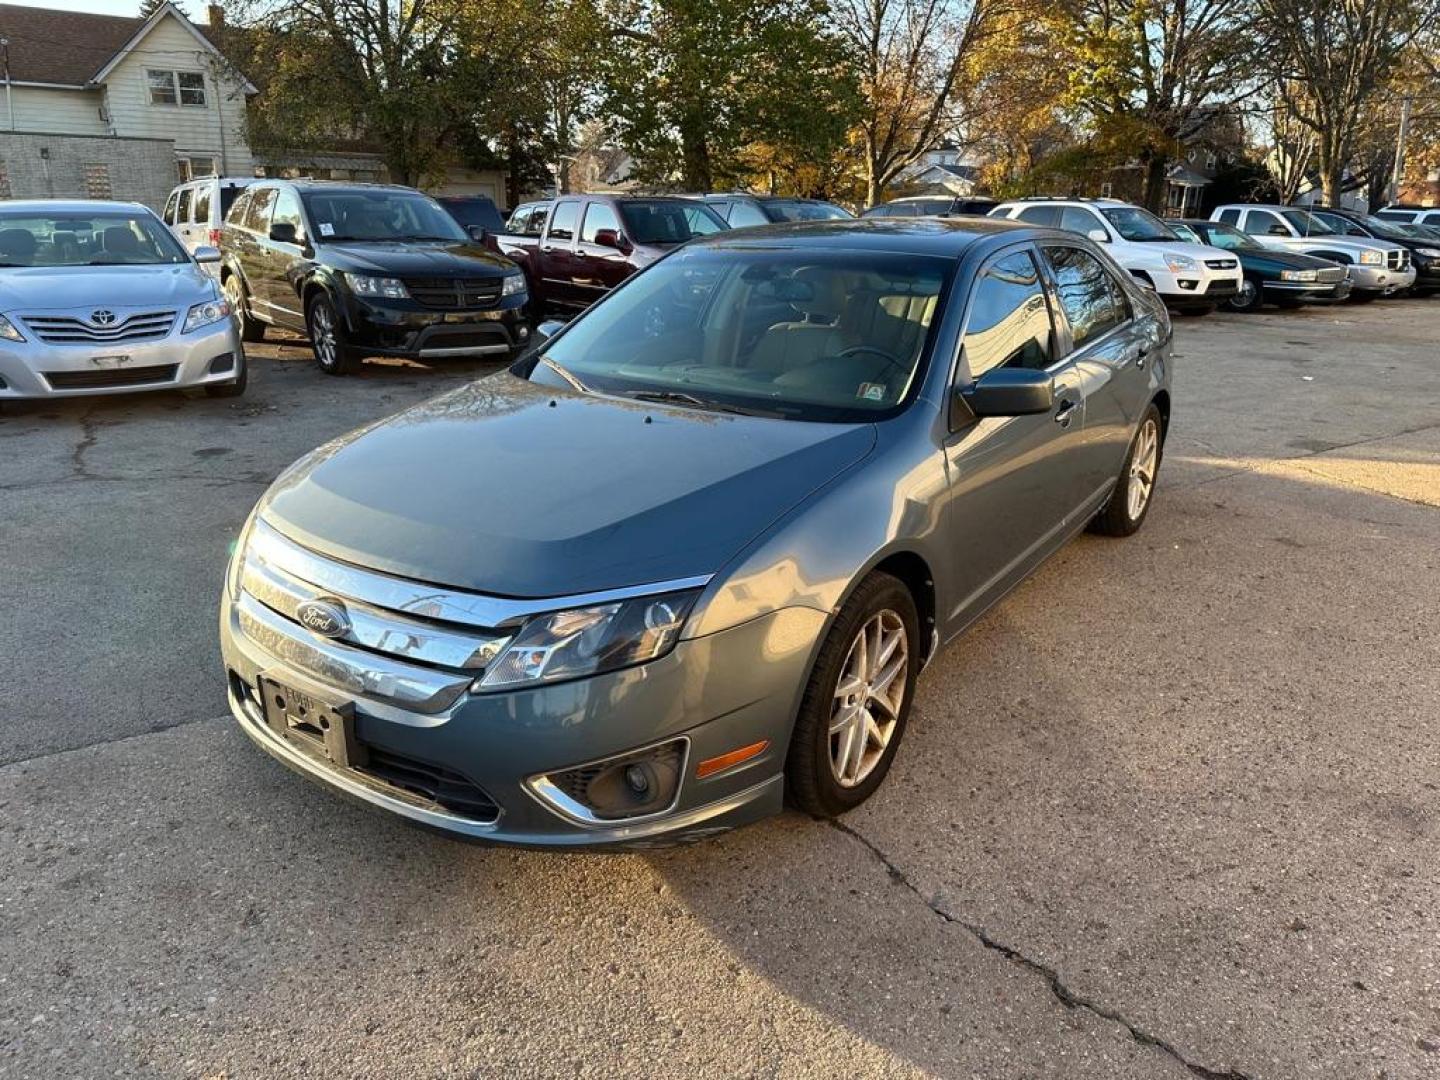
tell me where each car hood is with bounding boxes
[1238,247,1342,270]
[1134,240,1233,262]
[259,373,877,598]
[1288,235,1402,254]
[318,240,514,277]
[0,263,216,313]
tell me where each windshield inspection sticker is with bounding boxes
[319,222,335,237]
[858,382,887,402]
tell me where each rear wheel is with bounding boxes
[1090,403,1163,537]
[306,293,360,375]
[223,273,265,343]
[1225,277,1263,313]
[785,572,920,818]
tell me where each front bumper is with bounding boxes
[221,591,822,847]
[1262,278,1353,302]
[337,292,530,360]
[0,316,242,399]
[1156,269,1241,307]
[1347,264,1416,294]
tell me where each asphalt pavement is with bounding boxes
[1,305,1437,1079]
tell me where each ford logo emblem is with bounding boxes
[296,598,351,638]
[91,309,117,326]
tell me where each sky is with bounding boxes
[1,0,201,18]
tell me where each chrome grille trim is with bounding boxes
[1204,258,1238,270]
[22,309,177,344]
[1316,267,1346,283]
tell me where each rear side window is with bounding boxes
[580,201,620,243]
[243,186,278,232]
[1058,206,1103,236]
[176,188,193,224]
[220,185,244,217]
[1016,205,1060,227]
[162,190,179,225]
[193,188,211,224]
[1041,246,1126,348]
[1216,208,1240,225]
[226,189,251,225]
[728,200,770,227]
[548,201,580,241]
[961,249,1055,377]
[1374,210,1413,222]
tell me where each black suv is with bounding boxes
[861,196,998,218]
[1305,206,1440,296]
[685,193,852,227]
[219,181,529,374]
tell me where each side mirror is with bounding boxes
[192,244,221,264]
[467,225,488,243]
[1087,228,1109,244]
[534,319,567,344]
[956,368,1054,422]
[593,228,622,249]
[269,222,298,245]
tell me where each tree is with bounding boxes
[830,0,996,207]
[1055,0,1253,211]
[1257,0,1440,205]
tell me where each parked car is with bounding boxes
[684,193,852,227]
[1302,207,1440,296]
[497,194,728,318]
[219,181,529,375]
[990,197,1241,314]
[0,200,244,400]
[435,194,507,251]
[1374,205,1440,229]
[862,196,998,218]
[220,216,1172,846]
[1209,204,1414,300]
[1171,219,1351,312]
[162,176,254,258]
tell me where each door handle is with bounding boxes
[1133,344,1150,368]
[1054,398,1079,427]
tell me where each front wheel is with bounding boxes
[785,571,920,818]
[306,293,360,375]
[223,274,265,343]
[1225,278,1263,313]
[1090,403,1163,537]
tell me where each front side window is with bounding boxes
[0,210,189,267]
[1312,212,1365,236]
[961,249,1055,377]
[580,201,621,244]
[1042,246,1125,348]
[162,190,179,225]
[505,205,532,232]
[176,188,193,223]
[1243,210,1288,237]
[1100,206,1179,242]
[1281,209,1335,236]
[524,205,549,236]
[529,248,951,421]
[272,188,304,238]
[1199,222,1262,251]
[728,201,771,227]
[299,189,467,242]
[618,200,726,243]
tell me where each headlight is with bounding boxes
[183,298,231,333]
[1358,250,1384,265]
[501,273,526,297]
[1164,254,1198,273]
[476,588,702,691]
[225,509,258,601]
[1417,247,1440,258]
[345,273,409,299]
[1280,269,1318,282]
[0,313,24,342]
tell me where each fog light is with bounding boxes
[530,739,686,823]
[208,352,236,374]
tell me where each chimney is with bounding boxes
[207,3,225,26]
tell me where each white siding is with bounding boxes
[6,86,108,136]
[98,12,253,175]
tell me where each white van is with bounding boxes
[162,177,254,256]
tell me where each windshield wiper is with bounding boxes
[623,389,782,418]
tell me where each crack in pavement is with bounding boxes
[0,714,225,772]
[69,404,102,479]
[828,819,1256,1080]
[0,470,272,492]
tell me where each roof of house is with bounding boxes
[0,2,249,89]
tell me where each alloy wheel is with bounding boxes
[829,610,908,788]
[310,302,337,368]
[1127,417,1160,520]
[1235,279,1257,309]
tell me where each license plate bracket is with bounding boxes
[258,673,367,769]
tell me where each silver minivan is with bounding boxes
[163,177,254,257]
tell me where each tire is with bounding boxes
[1224,277,1263,313]
[204,355,247,398]
[1349,290,1379,304]
[306,293,360,375]
[785,571,920,818]
[223,273,265,343]
[1089,403,1163,538]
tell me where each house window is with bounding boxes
[1099,181,1113,198]
[84,164,113,199]
[176,157,217,182]
[148,69,207,107]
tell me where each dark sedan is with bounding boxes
[220,182,529,374]
[1174,219,1350,312]
[221,217,1173,846]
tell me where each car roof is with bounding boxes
[683,215,1051,257]
[0,199,149,213]
[260,180,420,196]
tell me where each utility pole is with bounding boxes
[2,38,15,132]
[1390,95,1412,205]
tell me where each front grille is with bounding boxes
[402,278,502,310]
[24,309,176,344]
[44,364,178,389]
[1205,258,1238,270]
[1386,249,1407,270]
[361,746,500,822]
[1316,267,1346,283]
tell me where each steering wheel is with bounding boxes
[836,344,907,373]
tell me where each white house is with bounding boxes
[0,1,255,207]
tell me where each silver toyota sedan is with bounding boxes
[221,217,1172,848]
[0,200,244,400]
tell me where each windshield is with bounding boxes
[300,190,468,243]
[528,247,951,422]
[1197,222,1262,252]
[1280,209,1336,236]
[1365,217,1429,241]
[1100,206,1180,242]
[619,201,727,244]
[766,200,853,222]
[0,210,189,267]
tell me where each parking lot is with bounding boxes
[1,300,1438,1079]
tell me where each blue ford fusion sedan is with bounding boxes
[220,217,1173,847]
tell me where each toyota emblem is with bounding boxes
[91,309,117,326]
